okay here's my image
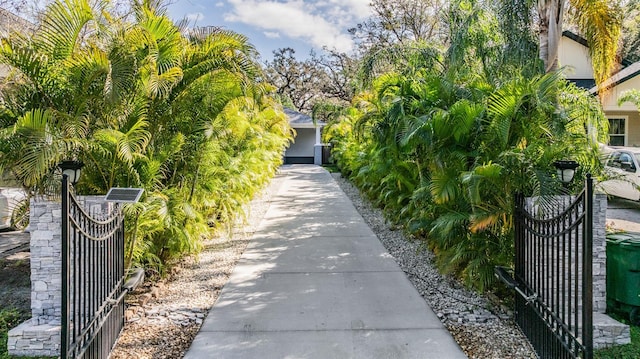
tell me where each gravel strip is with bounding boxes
[110,172,285,359]
[111,169,536,358]
[332,172,537,359]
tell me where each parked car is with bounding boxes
[600,146,640,201]
[0,187,28,230]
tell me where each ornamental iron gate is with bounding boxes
[61,175,127,358]
[497,175,593,359]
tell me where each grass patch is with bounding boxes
[0,309,23,359]
[0,309,53,359]
[322,164,340,173]
[595,325,640,358]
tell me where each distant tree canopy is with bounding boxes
[263,48,328,113]
[349,0,447,53]
[265,0,626,115]
[622,0,640,63]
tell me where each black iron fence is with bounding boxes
[61,175,127,358]
[498,176,593,359]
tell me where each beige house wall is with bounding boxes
[601,76,640,112]
[0,8,35,36]
[558,34,640,147]
[0,9,35,86]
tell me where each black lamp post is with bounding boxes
[554,160,579,185]
[58,160,84,186]
[59,160,83,357]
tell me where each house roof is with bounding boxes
[563,30,633,67]
[284,108,325,128]
[589,61,640,94]
[570,79,596,89]
[560,30,640,94]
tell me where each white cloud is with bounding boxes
[186,12,204,22]
[215,2,224,7]
[321,0,371,21]
[224,0,372,53]
[264,31,281,39]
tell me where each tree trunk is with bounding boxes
[538,0,565,73]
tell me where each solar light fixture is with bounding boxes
[553,160,579,184]
[58,160,84,185]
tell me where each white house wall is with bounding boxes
[558,36,594,79]
[285,128,316,157]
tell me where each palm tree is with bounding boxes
[501,0,621,91]
[0,0,115,193]
[0,0,292,271]
[324,6,609,288]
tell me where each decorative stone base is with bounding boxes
[7,319,60,357]
[594,312,630,348]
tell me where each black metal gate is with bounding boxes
[509,176,593,358]
[61,175,127,358]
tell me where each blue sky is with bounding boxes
[165,0,373,61]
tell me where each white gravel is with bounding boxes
[332,172,537,359]
[111,169,537,358]
[111,172,286,359]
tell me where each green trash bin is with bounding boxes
[607,233,640,324]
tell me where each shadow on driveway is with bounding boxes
[607,197,640,233]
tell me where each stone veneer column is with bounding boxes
[592,194,607,313]
[30,199,63,322]
[7,196,110,357]
[7,198,62,357]
[593,194,631,348]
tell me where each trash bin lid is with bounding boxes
[607,232,640,246]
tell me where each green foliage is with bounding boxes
[1,309,25,359]
[324,4,606,292]
[621,0,640,63]
[0,0,292,274]
[0,310,54,358]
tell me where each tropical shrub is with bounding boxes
[324,4,606,291]
[0,0,292,273]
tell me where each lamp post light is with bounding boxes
[58,159,83,356]
[554,160,579,185]
[58,160,84,186]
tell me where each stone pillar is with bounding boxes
[7,196,112,357]
[592,194,607,313]
[592,194,631,348]
[314,125,322,165]
[8,198,62,357]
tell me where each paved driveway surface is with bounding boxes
[184,165,467,359]
[607,197,640,233]
[0,231,29,259]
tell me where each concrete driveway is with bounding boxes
[0,231,29,259]
[606,197,640,233]
[184,165,466,359]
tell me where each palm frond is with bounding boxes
[36,0,94,61]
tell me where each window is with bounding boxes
[608,118,626,146]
